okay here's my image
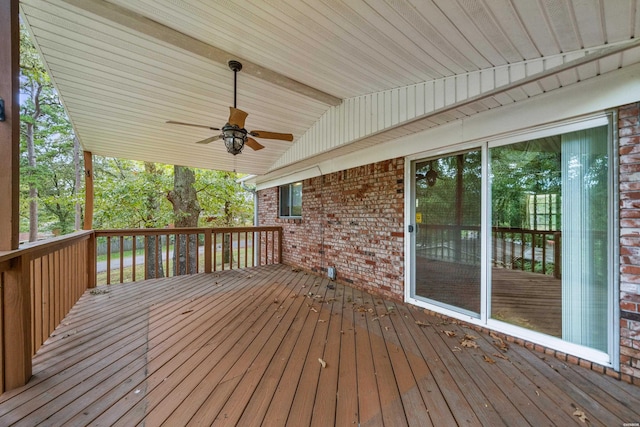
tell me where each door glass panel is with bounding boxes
[489,126,609,351]
[414,150,482,315]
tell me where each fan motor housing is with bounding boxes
[228,60,242,72]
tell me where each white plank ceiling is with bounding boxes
[19,0,640,176]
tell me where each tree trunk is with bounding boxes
[73,136,82,230]
[144,162,164,278]
[222,200,232,264]
[27,83,43,242]
[167,166,201,275]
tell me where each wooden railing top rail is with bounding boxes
[0,230,93,267]
[94,226,281,236]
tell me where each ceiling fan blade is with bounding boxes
[249,130,294,141]
[245,137,265,151]
[195,135,222,144]
[166,120,220,131]
[228,107,248,128]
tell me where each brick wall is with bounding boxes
[258,158,405,300]
[619,102,640,384]
[257,106,640,383]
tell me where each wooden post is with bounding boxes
[0,0,20,251]
[4,255,32,390]
[87,232,96,288]
[83,151,94,230]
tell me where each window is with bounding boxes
[279,182,302,217]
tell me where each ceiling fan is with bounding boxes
[166,60,294,155]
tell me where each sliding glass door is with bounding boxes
[413,150,482,316]
[410,120,613,356]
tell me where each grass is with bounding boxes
[97,248,145,263]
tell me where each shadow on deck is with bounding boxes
[0,264,638,426]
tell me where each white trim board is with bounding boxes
[257,62,640,190]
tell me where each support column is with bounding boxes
[3,256,32,390]
[0,0,20,251]
[83,151,94,230]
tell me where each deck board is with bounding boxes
[0,264,639,426]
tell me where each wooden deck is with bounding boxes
[416,258,562,337]
[0,264,638,426]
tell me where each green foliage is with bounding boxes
[416,150,482,227]
[19,26,79,235]
[490,139,562,229]
[92,159,253,229]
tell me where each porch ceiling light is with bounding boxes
[222,124,247,155]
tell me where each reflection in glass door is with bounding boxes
[413,150,482,316]
[489,126,610,351]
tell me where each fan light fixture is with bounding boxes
[225,60,247,155]
[166,60,294,155]
[223,124,246,155]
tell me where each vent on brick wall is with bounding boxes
[327,266,336,280]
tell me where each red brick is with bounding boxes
[258,158,405,299]
[619,104,640,118]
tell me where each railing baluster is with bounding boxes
[214,232,218,272]
[244,231,248,268]
[166,234,171,277]
[144,235,149,280]
[119,235,124,284]
[106,237,111,285]
[131,236,136,283]
[204,230,211,273]
[542,232,547,275]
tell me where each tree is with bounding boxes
[167,165,201,274]
[20,27,80,239]
[20,26,47,241]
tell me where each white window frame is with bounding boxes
[279,182,302,218]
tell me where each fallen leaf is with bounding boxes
[415,320,429,327]
[442,330,457,337]
[490,333,509,351]
[452,346,462,352]
[318,358,327,368]
[310,307,318,313]
[460,339,478,348]
[463,334,478,341]
[318,319,327,323]
[492,353,509,360]
[573,408,588,423]
[483,355,496,364]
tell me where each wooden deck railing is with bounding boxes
[416,224,562,278]
[0,230,94,393]
[94,226,282,285]
[0,226,281,394]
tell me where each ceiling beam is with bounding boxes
[59,0,342,106]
